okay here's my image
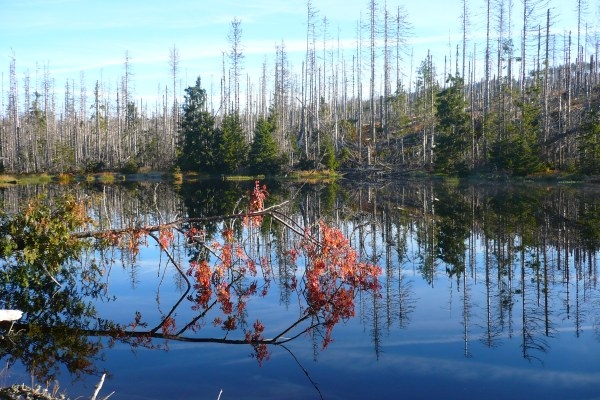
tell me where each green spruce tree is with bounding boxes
[248,114,285,175]
[490,85,544,176]
[177,77,219,173]
[321,134,338,172]
[577,109,600,175]
[434,75,470,175]
[218,113,248,173]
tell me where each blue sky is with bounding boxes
[0,0,591,108]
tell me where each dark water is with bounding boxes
[1,179,600,400]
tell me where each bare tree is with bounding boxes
[543,9,550,144]
[461,0,470,81]
[259,57,268,119]
[274,41,291,156]
[575,0,588,95]
[42,62,55,171]
[395,5,410,93]
[92,80,102,162]
[301,0,318,161]
[520,0,548,98]
[368,0,378,158]
[483,0,491,162]
[356,17,363,164]
[77,71,87,167]
[9,52,19,172]
[520,0,529,98]
[169,44,180,153]
[383,3,391,141]
[228,18,244,114]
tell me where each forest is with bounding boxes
[2,0,600,178]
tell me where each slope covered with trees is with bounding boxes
[2,1,600,178]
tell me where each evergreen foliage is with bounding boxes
[177,77,219,173]
[577,109,600,175]
[0,196,105,382]
[248,114,285,175]
[218,113,248,173]
[434,75,470,175]
[322,134,338,171]
[489,87,544,176]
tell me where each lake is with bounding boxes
[1,178,600,400]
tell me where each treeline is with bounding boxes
[2,0,600,177]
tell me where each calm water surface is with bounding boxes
[1,180,600,399]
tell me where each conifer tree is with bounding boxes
[490,85,544,176]
[434,75,470,174]
[218,113,248,173]
[248,114,285,175]
[177,77,218,172]
[577,109,600,174]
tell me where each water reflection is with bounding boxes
[0,242,109,381]
[0,180,599,398]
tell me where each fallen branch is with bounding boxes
[74,201,290,239]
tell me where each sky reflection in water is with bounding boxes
[82,242,600,398]
[2,181,600,400]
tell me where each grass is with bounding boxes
[0,174,19,185]
[284,169,341,183]
[94,173,119,183]
[223,175,265,181]
[57,173,74,184]
[171,171,183,184]
[0,173,52,185]
[0,168,344,186]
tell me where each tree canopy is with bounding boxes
[177,77,219,173]
[248,114,285,175]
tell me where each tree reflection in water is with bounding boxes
[0,182,381,397]
[1,180,600,398]
[0,195,110,382]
